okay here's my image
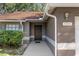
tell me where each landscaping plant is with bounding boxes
[0,30,23,48]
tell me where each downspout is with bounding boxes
[45,4,57,56]
[19,20,24,45]
[20,20,23,32]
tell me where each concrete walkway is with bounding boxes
[23,41,53,56]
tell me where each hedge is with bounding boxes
[0,30,23,47]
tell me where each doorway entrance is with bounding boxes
[34,25,42,42]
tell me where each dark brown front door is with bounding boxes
[35,25,42,41]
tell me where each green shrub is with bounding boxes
[0,30,5,45]
[0,30,23,47]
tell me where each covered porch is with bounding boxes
[22,18,55,56]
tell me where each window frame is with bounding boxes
[6,24,20,30]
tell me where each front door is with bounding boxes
[35,25,42,41]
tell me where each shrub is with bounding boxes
[0,30,5,46]
[0,30,23,47]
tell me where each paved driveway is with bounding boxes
[23,41,53,56]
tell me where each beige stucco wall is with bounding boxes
[46,18,55,40]
[45,7,79,56]
[45,17,55,55]
[53,7,79,56]
[42,23,46,36]
[23,22,30,37]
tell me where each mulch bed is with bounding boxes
[0,44,28,56]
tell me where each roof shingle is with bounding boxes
[0,11,43,20]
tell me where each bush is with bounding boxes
[0,30,23,47]
[0,30,5,45]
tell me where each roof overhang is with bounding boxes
[43,3,79,21]
[0,11,43,22]
[47,3,79,13]
[0,18,43,22]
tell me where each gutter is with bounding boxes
[45,4,57,56]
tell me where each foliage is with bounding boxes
[0,30,23,47]
[0,53,10,56]
[0,3,45,14]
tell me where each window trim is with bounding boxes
[6,24,20,30]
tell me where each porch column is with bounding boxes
[23,22,30,44]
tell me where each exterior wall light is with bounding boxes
[39,18,42,20]
[65,12,69,20]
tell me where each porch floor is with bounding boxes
[23,40,53,56]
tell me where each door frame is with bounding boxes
[34,25,42,41]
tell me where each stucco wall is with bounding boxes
[46,18,55,40]
[23,22,30,37]
[45,17,55,55]
[53,7,79,56]
[42,23,46,36]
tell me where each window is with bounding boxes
[0,25,4,30]
[6,24,19,30]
